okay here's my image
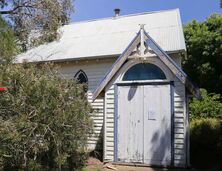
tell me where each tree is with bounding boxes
[0,63,93,170]
[0,5,93,169]
[183,14,222,94]
[0,16,18,62]
[0,0,74,50]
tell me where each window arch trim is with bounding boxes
[122,63,166,81]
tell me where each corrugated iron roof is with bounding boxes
[16,8,186,63]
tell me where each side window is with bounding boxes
[74,70,88,91]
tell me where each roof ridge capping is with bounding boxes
[68,8,180,25]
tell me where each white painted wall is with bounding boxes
[58,58,115,150]
[53,53,186,167]
[104,56,187,167]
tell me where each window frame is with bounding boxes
[122,63,167,81]
[74,70,88,84]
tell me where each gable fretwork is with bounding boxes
[93,26,201,100]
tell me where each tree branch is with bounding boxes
[0,10,13,14]
[0,3,35,15]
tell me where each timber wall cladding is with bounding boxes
[104,59,187,167]
[104,80,186,167]
[58,58,115,149]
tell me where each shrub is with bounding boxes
[0,16,18,63]
[0,63,93,170]
[183,14,222,94]
[189,89,222,120]
[190,118,222,169]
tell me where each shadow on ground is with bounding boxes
[103,165,191,171]
[85,157,192,171]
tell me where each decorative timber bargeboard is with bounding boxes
[93,26,201,100]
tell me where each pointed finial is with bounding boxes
[139,24,145,30]
[139,24,146,57]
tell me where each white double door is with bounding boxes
[117,84,172,166]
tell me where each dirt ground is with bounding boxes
[85,157,193,171]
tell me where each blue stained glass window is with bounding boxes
[122,63,166,81]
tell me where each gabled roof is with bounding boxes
[92,28,201,100]
[16,9,186,63]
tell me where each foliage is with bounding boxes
[0,0,74,50]
[0,63,93,170]
[185,12,222,170]
[190,118,222,169]
[189,89,222,120]
[189,88,222,169]
[0,16,18,62]
[183,14,222,94]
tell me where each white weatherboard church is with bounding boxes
[17,9,200,168]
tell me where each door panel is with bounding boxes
[117,85,144,163]
[117,84,172,165]
[143,85,171,165]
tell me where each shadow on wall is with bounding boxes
[148,116,172,167]
[90,124,103,162]
[128,85,138,101]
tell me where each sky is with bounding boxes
[71,0,222,24]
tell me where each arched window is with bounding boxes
[122,63,166,81]
[74,70,88,84]
[74,70,88,92]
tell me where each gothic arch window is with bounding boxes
[122,63,166,81]
[74,70,88,84]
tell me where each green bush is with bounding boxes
[0,63,93,170]
[190,89,222,120]
[183,14,222,94]
[0,16,18,62]
[190,118,222,169]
